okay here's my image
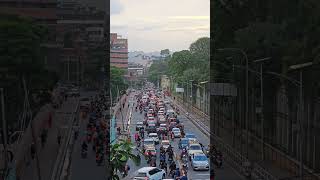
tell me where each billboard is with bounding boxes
[210,83,237,96]
[176,88,184,93]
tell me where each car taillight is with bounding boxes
[145,177,149,180]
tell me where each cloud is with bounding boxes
[111,24,128,30]
[168,16,210,20]
[111,0,124,15]
[163,25,210,32]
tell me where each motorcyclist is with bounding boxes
[82,141,88,151]
[136,136,141,147]
[169,162,176,176]
[174,167,181,179]
[181,148,187,158]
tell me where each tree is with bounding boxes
[110,66,128,100]
[160,49,170,57]
[148,59,168,84]
[110,139,140,179]
[0,14,57,128]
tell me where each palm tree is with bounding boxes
[109,139,141,180]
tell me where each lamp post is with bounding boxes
[253,57,271,160]
[195,81,209,125]
[217,48,249,158]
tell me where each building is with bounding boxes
[56,0,106,85]
[110,33,128,69]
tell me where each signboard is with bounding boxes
[176,88,184,93]
[210,83,237,96]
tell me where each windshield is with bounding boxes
[194,155,208,161]
[172,129,180,132]
[181,140,189,144]
[149,134,157,137]
[144,140,154,145]
[189,145,201,150]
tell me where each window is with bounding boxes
[149,168,160,175]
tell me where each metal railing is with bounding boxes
[172,96,277,180]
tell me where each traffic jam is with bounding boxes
[125,84,220,180]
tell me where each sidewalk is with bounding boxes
[21,97,79,180]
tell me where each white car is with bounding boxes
[188,144,203,160]
[164,100,170,104]
[148,133,159,144]
[171,128,181,138]
[133,167,166,180]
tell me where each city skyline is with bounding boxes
[111,0,210,52]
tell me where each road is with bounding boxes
[69,91,107,180]
[127,93,244,180]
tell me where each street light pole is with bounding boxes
[253,57,271,160]
[217,48,249,158]
[0,88,8,171]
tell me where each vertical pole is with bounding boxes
[299,70,303,180]
[246,56,249,159]
[190,81,193,114]
[1,88,8,170]
[67,57,70,82]
[260,64,264,160]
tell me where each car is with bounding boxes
[144,147,157,156]
[185,133,196,140]
[188,138,199,145]
[146,124,157,133]
[158,117,166,124]
[169,122,177,131]
[191,153,210,171]
[188,144,203,160]
[164,99,170,104]
[171,128,181,138]
[166,109,175,117]
[160,140,170,151]
[133,167,166,180]
[67,88,80,97]
[148,133,159,144]
[143,138,155,151]
[179,138,189,149]
[136,122,144,131]
[79,97,90,110]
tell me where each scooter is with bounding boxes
[181,154,188,164]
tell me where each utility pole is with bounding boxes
[1,88,8,172]
[67,56,70,82]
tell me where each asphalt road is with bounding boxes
[127,94,244,180]
[69,91,107,180]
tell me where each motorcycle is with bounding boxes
[81,149,87,158]
[181,154,188,164]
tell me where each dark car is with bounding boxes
[146,124,157,133]
[179,138,189,149]
[185,133,196,140]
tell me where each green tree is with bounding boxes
[0,14,57,128]
[110,139,140,179]
[110,66,128,100]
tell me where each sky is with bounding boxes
[111,0,210,52]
